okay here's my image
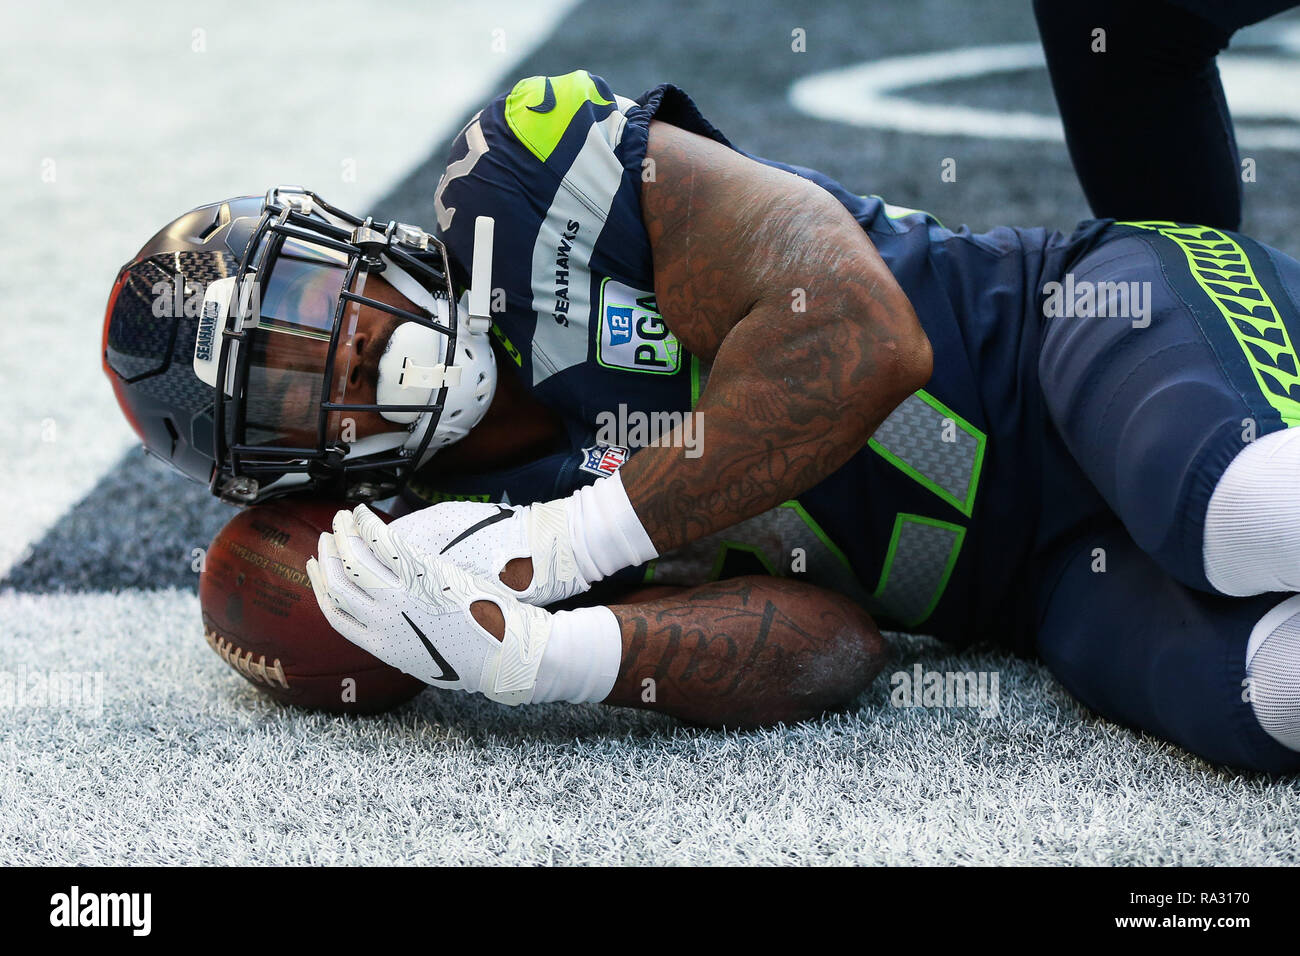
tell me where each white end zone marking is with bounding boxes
[789,42,1300,150]
[791,44,1061,141]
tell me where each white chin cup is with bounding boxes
[374,288,496,460]
[377,319,443,426]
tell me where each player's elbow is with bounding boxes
[822,247,933,401]
[899,318,933,393]
[856,288,933,405]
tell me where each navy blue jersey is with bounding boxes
[424,70,1112,645]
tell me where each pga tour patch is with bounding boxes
[579,443,629,477]
[598,278,681,374]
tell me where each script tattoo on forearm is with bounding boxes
[620,120,931,555]
[605,576,886,727]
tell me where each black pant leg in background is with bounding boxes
[1033,0,1296,230]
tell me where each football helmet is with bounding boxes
[102,186,496,503]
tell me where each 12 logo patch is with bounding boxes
[598,278,681,375]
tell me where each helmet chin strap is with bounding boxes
[343,428,418,461]
[378,254,441,316]
[369,258,481,465]
[348,248,496,471]
[374,257,461,423]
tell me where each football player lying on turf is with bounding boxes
[105,71,1300,771]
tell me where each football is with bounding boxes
[199,497,425,714]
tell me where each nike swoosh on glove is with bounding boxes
[305,505,554,706]
[371,498,590,607]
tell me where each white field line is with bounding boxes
[789,42,1300,148]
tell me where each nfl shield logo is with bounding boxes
[579,443,629,477]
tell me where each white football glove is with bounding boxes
[305,505,554,705]
[383,498,591,606]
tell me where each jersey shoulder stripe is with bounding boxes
[434,71,690,411]
[502,70,616,164]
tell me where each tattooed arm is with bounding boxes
[602,576,886,727]
[466,574,883,725]
[621,120,933,554]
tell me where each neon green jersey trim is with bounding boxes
[779,499,854,572]
[504,71,613,164]
[707,541,778,580]
[1121,220,1300,427]
[867,388,987,517]
[861,194,946,230]
[872,513,966,628]
[490,322,523,367]
[636,499,853,584]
